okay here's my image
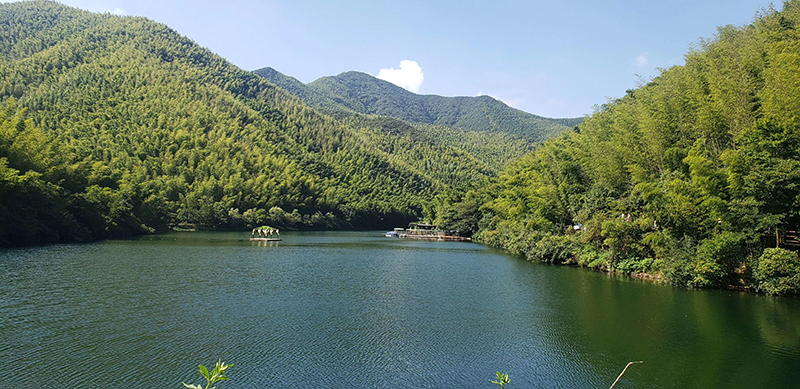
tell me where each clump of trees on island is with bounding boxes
[430,1,800,295]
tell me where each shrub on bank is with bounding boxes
[755,248,800,296]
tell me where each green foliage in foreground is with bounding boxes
[490,371,511,388]
[434,1,800,294]
[183,360,232,389]
[179,362,505,388]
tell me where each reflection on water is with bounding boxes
[0,231,798,388]
[251,240,281,247]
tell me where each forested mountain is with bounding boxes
[252,67,348,115]
[435,2,800,295]
[246,71,535,188]
[253,66,574,181]
[254,67,582,142]
[340,115,536,176]
[0,0,516,246]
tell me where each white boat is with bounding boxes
[385,228,404,237]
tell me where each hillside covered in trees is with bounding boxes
[434,1,800,295]
[253,67,575,184]
[254,67,581,142]
[0,0,547,246]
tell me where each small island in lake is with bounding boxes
[250,226,282,241]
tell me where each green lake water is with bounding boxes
[1,231,798,388]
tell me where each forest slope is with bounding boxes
[254,66,574,176]
[435,2,800,295]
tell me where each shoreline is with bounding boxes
[478,239,792,298]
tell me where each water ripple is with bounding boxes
[1,232,799,388]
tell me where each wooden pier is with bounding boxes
[780,230,800,247]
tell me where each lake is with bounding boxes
[1,231,798,388]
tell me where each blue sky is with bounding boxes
[4,0,780,117]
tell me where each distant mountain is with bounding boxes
[253,67,551,180]
[254,68,582,141]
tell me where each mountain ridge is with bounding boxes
[254,67,582,141]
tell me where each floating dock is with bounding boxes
[250,238,282,241]
[391,223,471,242]
[400,234,471,242]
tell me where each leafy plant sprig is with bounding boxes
[182,360,233,389]
[491,371,510,388]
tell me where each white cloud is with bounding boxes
[477,92,522,109]
[376,60,424,93]
[634,52,650,67]
[477,91,501,102]
[104,7,127,15]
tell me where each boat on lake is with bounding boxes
[385,228,404,237]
